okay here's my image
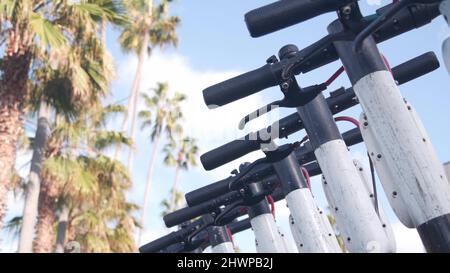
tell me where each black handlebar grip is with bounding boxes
[201,138,262,171]
[245,0,354,38]
[185,177,231,207]
[203,64,279,108]
[163,203,210,228]
[391,52,439,85]
[139,231,182,253]
[164,191,241,228]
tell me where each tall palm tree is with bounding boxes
[0,0,126,250]
[32,104,134,252]
[137,82,184,243]
[163,137,198,212]
[0,0,65,232]
[115,0,180,175]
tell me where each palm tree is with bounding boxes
[137,82,185,243]
[67,155,139,253]
[0,0,126,251]
[115,0,180,176]
[163,137,198,212]
[32,104,134,252]
[0,0,63,232]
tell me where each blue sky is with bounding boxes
[2,0,450,252]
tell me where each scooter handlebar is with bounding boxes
[245,0,355,38]
[203,64,280,108]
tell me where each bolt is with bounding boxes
[363,121,368,127]
[393,191,398,196]
[342,5,352,15]
[281,82,290,89]
[377,154,382,159]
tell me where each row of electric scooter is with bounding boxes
[140,0,450,253]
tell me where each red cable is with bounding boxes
[239,207,248,215]
[334,116,360,128]
[301,167,311,189]
[266,195,275,218]
[226,227,234,243]
[381,54,393,76]
[324,66,346,86]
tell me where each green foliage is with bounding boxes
[139,82,186,142]
[163,137,198,170]
[119,0,180,54]
[4,216,23,240]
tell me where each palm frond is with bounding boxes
[29,11,67,48]
[93,131,132,151]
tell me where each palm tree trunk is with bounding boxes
[137,132,161,244]
[114,2,152,163]
[101,18,107,45]
[55,204,70,253]
[126,30,150,173]
[18,100,51,253]
[33,174,59,253]
[169,166,181,212]
[0,51,32,232]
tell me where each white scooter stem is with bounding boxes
[208,226,235,253]
[294,90,395,253]
[249,199,288,253]
[271,151,342,253]
[329,18,450,252]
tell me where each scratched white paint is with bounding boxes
[317,139,395,253]
[355,71,450,227]
[251,213,287,253]
[286,188,342,253]
[353,158,396,250]
[277,225,298,253]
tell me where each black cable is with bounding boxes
[228,157,267,191]
[368,153,380,216]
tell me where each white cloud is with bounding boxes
[116,51,280,181]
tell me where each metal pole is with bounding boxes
[276,43,395,252]
[272,151,342,252]
[248,199,287,253]
[208,226,235,253]
[329,7,450,252]
[296,92,394,253]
